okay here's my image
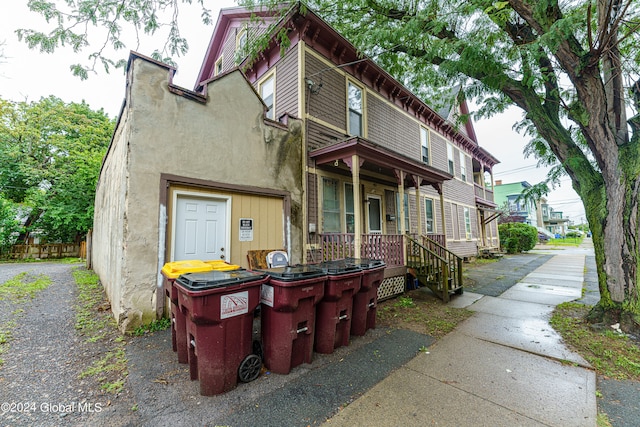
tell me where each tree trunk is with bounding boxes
[586,118,640,333]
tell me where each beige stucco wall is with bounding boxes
[93,54,303,331]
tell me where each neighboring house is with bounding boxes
[493,180,539,227]
[540,199,570,236]
[92,53,304,330]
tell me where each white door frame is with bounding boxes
[366,194,383,234]
[170,190,232,262]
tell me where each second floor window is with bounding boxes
[348,82,363,137]
[260,74,275,120]
[420,127,430,164]
[215,56,223,76]
[460,151,467,181]
[447,144,455,175]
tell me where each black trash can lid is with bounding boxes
[344,257,385,270]
[256,265,326,281]
[176,270,267,291]
[315,259,362,275]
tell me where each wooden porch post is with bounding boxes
[436,183,447,244]
[412,175,423,236]
[397,171,406,235]
[351,154,362,257]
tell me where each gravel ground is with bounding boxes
[0,262,135,427]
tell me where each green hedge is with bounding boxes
[499,222,538,254]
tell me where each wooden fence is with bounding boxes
[5,243,85,260]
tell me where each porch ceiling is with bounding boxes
[309,137,452,188]
[475,196,498,209]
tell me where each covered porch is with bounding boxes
[309,137,463,301]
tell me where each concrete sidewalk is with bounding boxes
[326,250,597,426]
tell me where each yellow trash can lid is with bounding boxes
[204,260,241,271]
[161,260,214,279]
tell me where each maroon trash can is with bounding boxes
[257,266,326,374]
[175,270,268,396]
[161,260,214,364]
[345,258,385,336]
[314,260,362,354]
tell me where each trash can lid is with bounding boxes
[176,270,267,291]
[161,260,214,279]
[315,259,362,275]
[203,260,241,271]
[256,265,326,281]
[344,257,385,270]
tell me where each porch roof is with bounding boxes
[309,137,453,188]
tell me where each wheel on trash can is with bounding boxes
[238,354,262,383]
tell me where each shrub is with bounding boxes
[498,222,538,254]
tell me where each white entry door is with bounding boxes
[174,194,229,261]
[367,195,382,234]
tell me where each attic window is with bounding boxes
[214,56,223,76]
[237,28,248,52]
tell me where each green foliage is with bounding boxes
[0,272,52,301]
[552,302,640,381]
[17,0,213,79]
[498,222,537,254]
[0,96,114,243]
[0,196,23,255]
[131,317,171,336]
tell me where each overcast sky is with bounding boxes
[0,1,586,223]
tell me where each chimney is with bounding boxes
[495,180,502,185]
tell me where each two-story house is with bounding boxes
[540,198,570,236]
[195,3,500,299]
[493,180,539,227]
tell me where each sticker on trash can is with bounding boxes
[261,284,274,307]
[221,291,249,319]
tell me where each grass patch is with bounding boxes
[131,317,171,336]
[377,288,473,339]
[0,272,52,366]
[548,237,584,247]
[73,268,128,395]
[551,302,640,381]
[0,272,52,301]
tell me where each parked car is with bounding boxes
[538,232,550,243]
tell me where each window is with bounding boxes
[348,82,363,137]
[396,193,410,233]
[237,28,247,52]
[420,127,430,164]
[260,74,275,120]
[345,183,354,233]
[459,151,467,181]
[424,198,434,233]
[214,56,223,76]
[464,207,472,240]
[447,144,455,175]
[451,203,460,240]
[322,178,340,232]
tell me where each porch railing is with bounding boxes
[319,233,447,268]
[320,233,404,266]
